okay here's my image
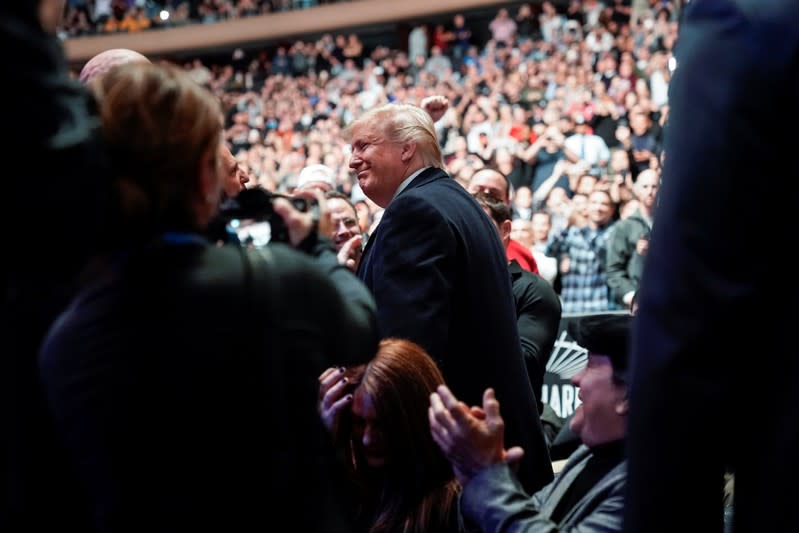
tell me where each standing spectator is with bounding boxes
[564,115,611,173]
[468,169,539,274]
[520,125,578,194]
[425,45,452,78]
[539,1,563,43]
[489,7,518,48]
[606,169,659,309]
[474,192,561,416]
[451,13,471,67]
[408,23,428,62]
[515,3,539,40]
[39,62,378,533]
[324,190,363,272]
[528,210,559,285]
[348,103,554,495]
[5,2,108,529]
[627,109,660,175]
[547,188,618,313]
[432,23,454,54]
[624,3,799,533]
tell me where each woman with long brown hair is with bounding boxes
[319,338,460,533]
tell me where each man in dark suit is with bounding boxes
[624,2,799,532]
[347,103,553,494]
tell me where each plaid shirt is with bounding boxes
[546,223,619,314]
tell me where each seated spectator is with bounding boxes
[318,338,460,532]
[429,314,632,532]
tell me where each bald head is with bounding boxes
[80,48,150,85]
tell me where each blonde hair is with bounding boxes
[346,103,444,169]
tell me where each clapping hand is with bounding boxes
[429,385,524,486]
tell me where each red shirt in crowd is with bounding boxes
[507,238,539,274]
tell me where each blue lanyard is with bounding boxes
[112,232,209,272]
[160,232,209,246]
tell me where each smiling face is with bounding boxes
[569,353,627,447]
[327,197,360,250]
[587,189,615,227]
[348,122,408,208]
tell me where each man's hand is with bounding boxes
[421,95,450,123]
[337,234,363,272]
[429,385,522,486]
[273,189,330,247]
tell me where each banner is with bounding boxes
[542,312,628,421]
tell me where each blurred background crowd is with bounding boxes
[61,0,675,313]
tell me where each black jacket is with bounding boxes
[509,260,562,415]
[40,240,378,532]
[359,167,554,494]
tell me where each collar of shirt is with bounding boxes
[392,166,430,201]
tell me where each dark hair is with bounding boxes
[324,190,358,221]
[471,168,513,202]
[473,191,512,224]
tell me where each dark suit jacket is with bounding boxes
[40,241,378,532]
[358,167,553,494]
[624,2,799,532]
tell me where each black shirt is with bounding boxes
[550,439,626,523]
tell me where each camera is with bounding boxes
[218,186,318,245]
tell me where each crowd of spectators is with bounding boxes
[196,1,672,307]
[58,0,351,37]
[69,0,677,312]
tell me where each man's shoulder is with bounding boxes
[390,172,468,212]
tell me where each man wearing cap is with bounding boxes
[296,163,337,192]
[429,314,631,532]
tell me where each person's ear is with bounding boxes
[615,393,629,416]
[401,142,417,163]
[500,219,512,243]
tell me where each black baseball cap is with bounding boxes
[568,314,632,378]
